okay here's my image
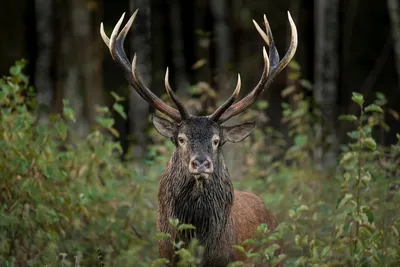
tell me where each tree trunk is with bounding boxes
[52,0,104,137]
[128,0,151,158]
[169,0,190,98]
[60,0,88,136]
[313,0,339,169]
[211,0,243,180]
[387,0,400,91]
[210,0,233,91]
[193,0,212,83]
[72,0,104,126]
[34,0,54,122]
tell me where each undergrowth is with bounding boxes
[0,61,399,266]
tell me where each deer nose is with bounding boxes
[190,156,213,174]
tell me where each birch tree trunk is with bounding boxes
[313,0,339,169]
[129,0,151,158]
[387,0,400,91]
[34,0,54,122]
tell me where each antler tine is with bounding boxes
[216,11,298,124]
[100,23,110,48]
[271,11,298,75]
[262,14,280,69]
[100,10,182,122]
[209,74,241,121]
[165,68,190,119]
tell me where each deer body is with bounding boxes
[100,9,297,267]
[155,117,279,266]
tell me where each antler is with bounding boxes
[210,11,298,123]
[100,10,189,121]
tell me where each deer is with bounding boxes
[100,9,297,267]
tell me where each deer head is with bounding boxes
[100,10,297,181]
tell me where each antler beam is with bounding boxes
[211,12,298,123]
[100,10,189,122]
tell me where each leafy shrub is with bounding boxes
[0,61,399,267]
[0,61,163,266]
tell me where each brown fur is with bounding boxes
[157,188,282,266]
[154,117,283,267]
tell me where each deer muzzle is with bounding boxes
[189,155,213,179]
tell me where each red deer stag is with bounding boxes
[100,9,297,266]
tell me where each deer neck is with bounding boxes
[161,151,234,245]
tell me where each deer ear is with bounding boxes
[152,114,177,138]
[222,122,255,143]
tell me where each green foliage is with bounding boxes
[1,61,399,266]
[0,62,163,266]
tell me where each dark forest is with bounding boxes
[1,0,400,266]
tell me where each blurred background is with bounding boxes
[2,0,399,166]
[2,1,400,265]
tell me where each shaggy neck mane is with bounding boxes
[161,150,234,247]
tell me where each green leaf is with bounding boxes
[336,193,353,209]
[347,130,360,140]
[174,240,184,249]
[10,65,21,76]
[192,59,208,69]
[110,91,125,102]
[271,254,287,266]
[338,115,357,121]
[151,258,170,267]
[340,152,357,165]
[289,209,296,218]
[242,239,258,245]
[296,204,309,212]
[294,135,307,149]
[288,60,301,71]
[364,104,384,113]
[351,92,364,106]
[288,72,300,81]
[108,127,120,138]
[43,165,56,179]
[363,137,376,150]
[281,85,296,97]
[63,107,76,122]
[256,100,269,110]
[321,246,330,257]
[299,79,312,90]
[55,121,68,141]
[391,226,399,237]
[263,243,281,255]
[375,92,386,100]
[233,245,246,254]
[154,232,172,240]
[178,224,196,231]
[169,218,179,227]
[363,207,374,223]
[113,103,127,119]
[96,117,114,128]
[295,234,301,246]
[361,172,372,186]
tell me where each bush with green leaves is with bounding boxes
[1,61,399,267]
[0,61,163,266]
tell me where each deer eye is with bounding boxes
[178,137,185,145]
